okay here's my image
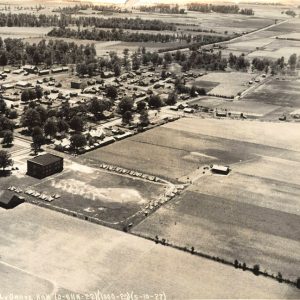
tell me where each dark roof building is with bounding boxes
[0,191,25,209]
[211,165,230,175]
[27,153,63,179]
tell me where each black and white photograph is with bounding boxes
[0,0,299,298]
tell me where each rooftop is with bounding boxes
[28,153,63,166]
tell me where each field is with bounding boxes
[244,79,300,108]
[196,72,254,98]
[131,118,300,282]
[0,204,299,298]
[0,27,52,38]
[83,118,300,183]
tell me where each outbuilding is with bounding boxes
[0,191,25,209]
[71,81,82,89]
[27,153,64,179]
[211,165,230,175]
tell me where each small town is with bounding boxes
[0,0,299,298]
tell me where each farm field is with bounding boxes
[132,123,300,281]
[244,79,300,108]
[83,118,300,183]
[0,26,52,38]
[0,204,299,298]
[197,72,254,98]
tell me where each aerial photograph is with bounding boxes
[0,0,299,298]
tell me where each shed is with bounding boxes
[71,81,82,89]
[211,165,230,175]
[0,191,25,209]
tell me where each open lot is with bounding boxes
[0,204,299,298]
[29,164,165,226]
[132,118,300,282]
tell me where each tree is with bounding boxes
[0,98,7,114]
[139,109,150,127]
[288,53,297,70]
[35,85,43,100]
[118,97,133,115]
[106,86,118,100]
[21,90,30,102]
[190,85,197,97]
[44,119,58,139]
[57,118,69,133]
[122,111,133,125]
[253,264,260,276]
[296,277,300,289]
[136,101,147,112]
[21,108,41,131]
[1,130,13,146]
[70,133,87,151]
[69,116,84,132]
[88,98,107,119]
[165,92,177,105]
[148,95,163,108]
[32,126,45,154]
[113,63,121,77]
[0,150,13,171]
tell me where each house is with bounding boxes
[23,65,38,74]
[0,191,25,209]
[16,81,32,89]
[39,69,50,76]
[211,165,230,175]
[101,71,114,78]
[71,81,82,89]
[27,153,64,179]
[51,67,64,74]
[12,69,23,75]
[2,83,15,90]
[183,108,195,113]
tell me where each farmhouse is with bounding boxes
[211,165,230,175]
[0,191,25,209]
[27,153,64,179]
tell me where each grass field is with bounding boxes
[244,79,300,108]
[0,204,299,298]
[25,162,165,226]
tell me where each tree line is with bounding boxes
[0,38,96,66]
[187,4,254,15]
[0,12,176,31]
[48,27,178,43]
[139,4,185,14]
[48,27,229,45]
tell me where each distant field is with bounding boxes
[1,204,298,298]
[244,79,300,108]
[0,27,51,38]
